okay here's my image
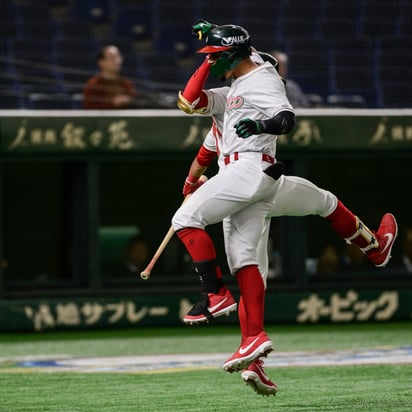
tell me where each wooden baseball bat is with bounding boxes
[139,176,208,280]
[140,224,175,280]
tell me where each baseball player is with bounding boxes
[176,21,398,396]
[172,22,296,382]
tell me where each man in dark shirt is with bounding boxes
[83,45,137,109]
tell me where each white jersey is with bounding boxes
[204,62,293,157]
[173,56,305,275]
[198,66,336,282]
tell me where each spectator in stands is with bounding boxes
[315,242,371,275]
[123,235,150,275]
[270,50,310,108]
[83,45,138,109]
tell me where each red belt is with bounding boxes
[224,152,275,165]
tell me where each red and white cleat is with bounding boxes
[223,331,273,373]
[366,213,398,267]
[241,359,278,397]
[183,287,237,325]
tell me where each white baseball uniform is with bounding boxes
[183,60,337,285]
[172,61,295,274]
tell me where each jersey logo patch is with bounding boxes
[226,96,244,110]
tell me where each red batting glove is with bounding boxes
[183,175,204,197]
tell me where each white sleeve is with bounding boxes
[202,128,216,152]
[202,87,229,116]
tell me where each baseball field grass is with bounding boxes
[0,322,411,411]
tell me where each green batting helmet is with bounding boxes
[197,24,251,78]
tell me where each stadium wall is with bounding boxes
[0,109,411,331]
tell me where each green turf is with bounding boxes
[0,322,411,411]
[0,366,411,411]
[1,322,411,356]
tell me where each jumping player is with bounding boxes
[172,22,295,378]
[175,22,398,396]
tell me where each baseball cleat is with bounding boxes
[366,213,398,267]
[183,287,237,325]
[223,331,273,373]
[241,359,278,397]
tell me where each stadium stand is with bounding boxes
[0,0,410,108]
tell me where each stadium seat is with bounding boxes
[28,93,73,110]
[139,52,186,93]
[326,94,366,108]
[329,38,378,107]
[54,50,96,94]
[17,3,57,39]
[34,0,69,6]
[70,0,113,25]
[380,84,412,108]
[112,5,153,42]
[285,38,331,97]
[0,89,26,109]
[360,0,400,39]
[377,36,412,107]
[322,0,360,21]
[155,0,195,26]
[153,25,197,59]
[56,19,97,41]
[319,18,359,41]
[0,1,19,40]
[53,37,98,55]
[9,38,61,94]
[70,93,83,109]
[280,0,322,20]
[279,17,320,42]
[0,52,17,90]
[197,0,240,24]
[399,1,412,37]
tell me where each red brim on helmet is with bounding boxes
[197,45,232,53]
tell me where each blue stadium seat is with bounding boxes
[238,0,277,38]
[9,38,61,93]
[377,36,412,107]
[70,0,113,25]
[53,37,98,55]
[319,18,359,41]
[279,17,320,42]
[380,84,412,108]
[153,25,197,59]
[0,89,26,109]
[322,0,360,21]
[360,0,401,39]
[399,2,412,37]
[0,1,19,40]
[56,19,97,41]
[329,37,379,107]
[17,4,57,39]
[0,52,17,90]
[285,38,331,98]
[326,94,366,108]
[197,0,240,24]
[155,0,195,26]
[139,52,186,93]
[54,50,96,94]
[28,93,73,110]
[112,5,153,42]
[280,0,322,20]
